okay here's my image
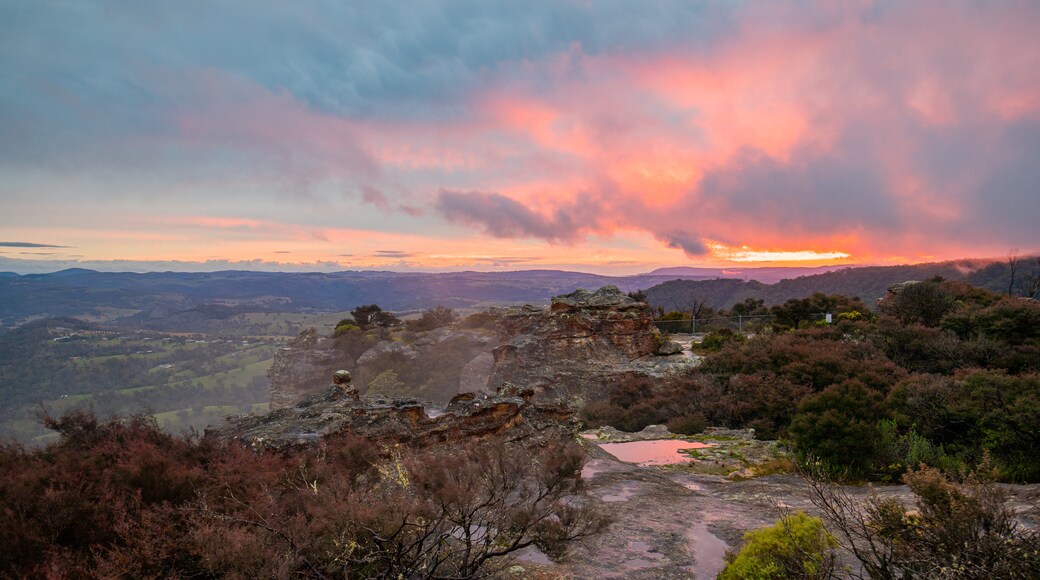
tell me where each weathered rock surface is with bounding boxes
[656,340,685,355]
[213,378,576,451]
[268,286,696,409]
[485,286,691,400]
[457,351,495,393]
[353,340,419,386]
[267,328,352,409]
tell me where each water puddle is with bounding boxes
[688,523,729,580]
[599,439,713,466]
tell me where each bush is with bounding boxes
[0,410,606,578]
[405,306,457,332]
[698,329,746,352]
[666,412,707,436]
[789,380,888,479]
[806,463,1040,579]
[332,320,360,337]
[579,372,714,433]
[711,374,811,440]
[702,326,905,393]
[719,511,838,580]
[458,311,497,330]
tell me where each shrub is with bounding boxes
[0,411,606,578]
[405,306,457,332]
[710,374,810,440]
[458,311,497,330]
[702,326,905,394]
[579,372,714,433]
[666,412,707,435]
[805,463,1040,579]
[878,280,956,327]
[698,329,746,352]
[719,511,838,580]
[789,380,888,479]
[332,320,360,337]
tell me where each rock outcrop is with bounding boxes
[484,286,683,400]
[212,375,576,451]
[267,328,352,409]
[268,286,694,410]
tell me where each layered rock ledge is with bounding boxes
[210,379,576,451]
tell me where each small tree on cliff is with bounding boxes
[350,304,400,330]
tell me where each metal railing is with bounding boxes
[653,312,838,334]
[653,314,773,334]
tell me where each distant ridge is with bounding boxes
[642,258,1028,310]
[0,257,1032,329]
[646,265,849,284]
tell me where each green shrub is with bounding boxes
[333,321,360,337]
[789,380,887,479]
[720,511,838,580]
[698,329,746,352]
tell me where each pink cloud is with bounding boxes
[87,2,1040,267]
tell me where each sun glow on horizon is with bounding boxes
[706,243,853,264]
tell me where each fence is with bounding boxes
[653,312,835,335]
[653,314,773,334]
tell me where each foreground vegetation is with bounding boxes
[0,411,605,578]
[721,463,1040,579]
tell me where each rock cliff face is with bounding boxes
[212,378,576,451]
[267,329,351,409]
[484,286,678,399]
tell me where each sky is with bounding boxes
[1,0,1039,275]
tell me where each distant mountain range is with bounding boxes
[643,259,1029,311]
[646,265,848,284]
[0,258,1031,330]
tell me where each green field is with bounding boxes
[0,325,282,444]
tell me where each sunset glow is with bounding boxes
[1,1,1038,274]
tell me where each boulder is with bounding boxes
[656,340,684,355]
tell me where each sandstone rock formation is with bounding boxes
[267,328,351,409]
[484,286,682,399]
[212,376,576,451]
[267,286,694,409]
